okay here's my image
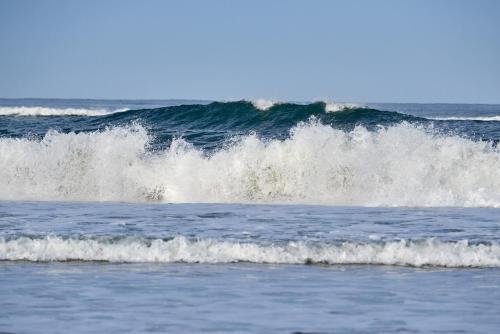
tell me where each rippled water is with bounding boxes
[1,202,500,333]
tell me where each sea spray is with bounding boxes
[0,121,499,206]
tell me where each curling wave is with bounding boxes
[249,100,360,112]
[0,101,423,144]
[1,235,498,267]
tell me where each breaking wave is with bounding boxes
[0,121,499,206]
[324,102,361,112]
[0,101,423,145]
[1,235,498,267]
[249,100,360,113]
[251,99,277,111]
[0,106,128,116]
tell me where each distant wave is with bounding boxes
[95,101,416,134]
[1,235,498,267]
[0,106,128,116]
[0,102,420,146]
[0,121,499,206]
[429,116,500,122]
[2,102,497,125]
[0,101,364,118]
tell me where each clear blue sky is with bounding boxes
[1,0,499,103]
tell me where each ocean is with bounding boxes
[0,98,499,333]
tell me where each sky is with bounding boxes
[0,0,499,103]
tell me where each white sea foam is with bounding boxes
[0,122,499,206]
[250,100,360,112]
[429,116,500,122]
[0,106,128,116]
[1,236,498,267]
[324,102,360,113]
[251,99,276,111]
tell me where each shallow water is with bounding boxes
[1,202,500,333]
[2,262,499,334]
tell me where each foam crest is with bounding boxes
[0,122,499,206]
[0,106,127,116]
[251,99,276,111]
[1,236,498,267]
[324,102,360,112]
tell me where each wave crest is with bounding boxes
[0,106,127,116]
[251,99,277,111]
[1,236,498,267]
[324,102,361,112]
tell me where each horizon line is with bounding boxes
[0,97,499,106]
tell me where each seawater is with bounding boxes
[0,99,499,333]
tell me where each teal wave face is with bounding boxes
[1,101,497,149]
[97,101,425,148]
[103,101,421,128]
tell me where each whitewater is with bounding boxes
[2,235,499,267]
[0,106,128,116]
[0,121,499,206]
